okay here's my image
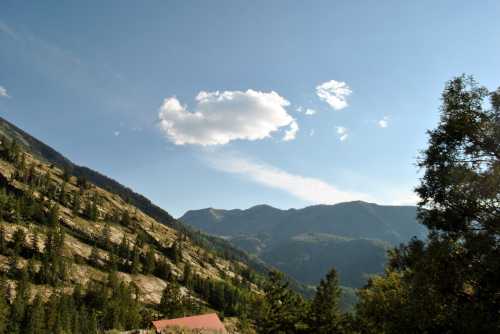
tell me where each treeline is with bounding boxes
[0,270,143,334]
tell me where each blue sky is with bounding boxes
[1,1,499,217]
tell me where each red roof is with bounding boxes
[152,313,227,333]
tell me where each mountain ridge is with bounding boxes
[181,201,425,288]
[0,116,268,274]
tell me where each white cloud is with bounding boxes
[114,131,120,136]
[377,116,389,128]
[0,86,9,98]
[208,153,373,204]
[309,129,315,137]
[316,80,352,110]
[296,106,317,116]
[283,119,299,141]
[158,90,295,145]
[336,126,349,142]
[304,108,317,116]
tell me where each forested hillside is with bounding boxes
[0,116,267,275]
[0,136,265,333]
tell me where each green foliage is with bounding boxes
[256,270,307,334]
[356,76,500,333]
[101,272,143,330]
[0,119,271,332]
[308,268,344,333]
[143,246,156,275]
[159,281,191,319]
[0,277,9,334]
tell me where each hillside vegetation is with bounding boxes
[0,136,264,333]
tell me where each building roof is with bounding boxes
[152,313,227,333]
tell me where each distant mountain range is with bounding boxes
[181,202,426,288]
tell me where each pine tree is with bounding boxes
[120,211,131,227]
[59,182,67,206]
[257,270,305,334]
[47,204,59,227]
[155,257,172,281]
[309,268,343,333]
[25,294,45,334]
[77,175,88,190]
[159,282,187,318]
[143,246,156,275]
[101,223,111,249]
[0,278,9,334]
[130,245,141,274]
[62,165,72,182]
[30,230,40,257]
[9,268,30,334]
[182,263,192,288]
[0,225,6,254]
[84,197,98,221]
[12,228,25,256]
[89,245,100,267]
[72,191,81,214]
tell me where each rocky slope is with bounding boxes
[0,118,266,332]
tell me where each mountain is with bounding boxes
[181,202,425,288]
[0,116,267,274]
[0,116,269,332]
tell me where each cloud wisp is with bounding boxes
[304,108,317,116]
[316,80,352,110]
[207,153,373,204]
[378,116,389,128]
[336,126,349,142]
[283,120,299,141]
[158,90,297,145]
[296,106,317,116]
[0,86,10,98]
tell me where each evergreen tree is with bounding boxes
[0,278,9,334]
[77,175,88,190]
[59,182,67,206]
[183,262,192,287]
[155,257,172,281]
[159,282,188,318]
[25,294,46,334]
[101,223,111,249]
[309,268,343,333]
[30,230,40,257]
[143,246,156,275]
[62,165,72,182]
[0,225,6,254]
[89,245,100,267]
[9,268,30,334]
[72,191,81,214]
[47,204,59,227]
[12,228,25,256]
[257,270,305,334]
[84,197,98,221]
[120,211,131,227]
